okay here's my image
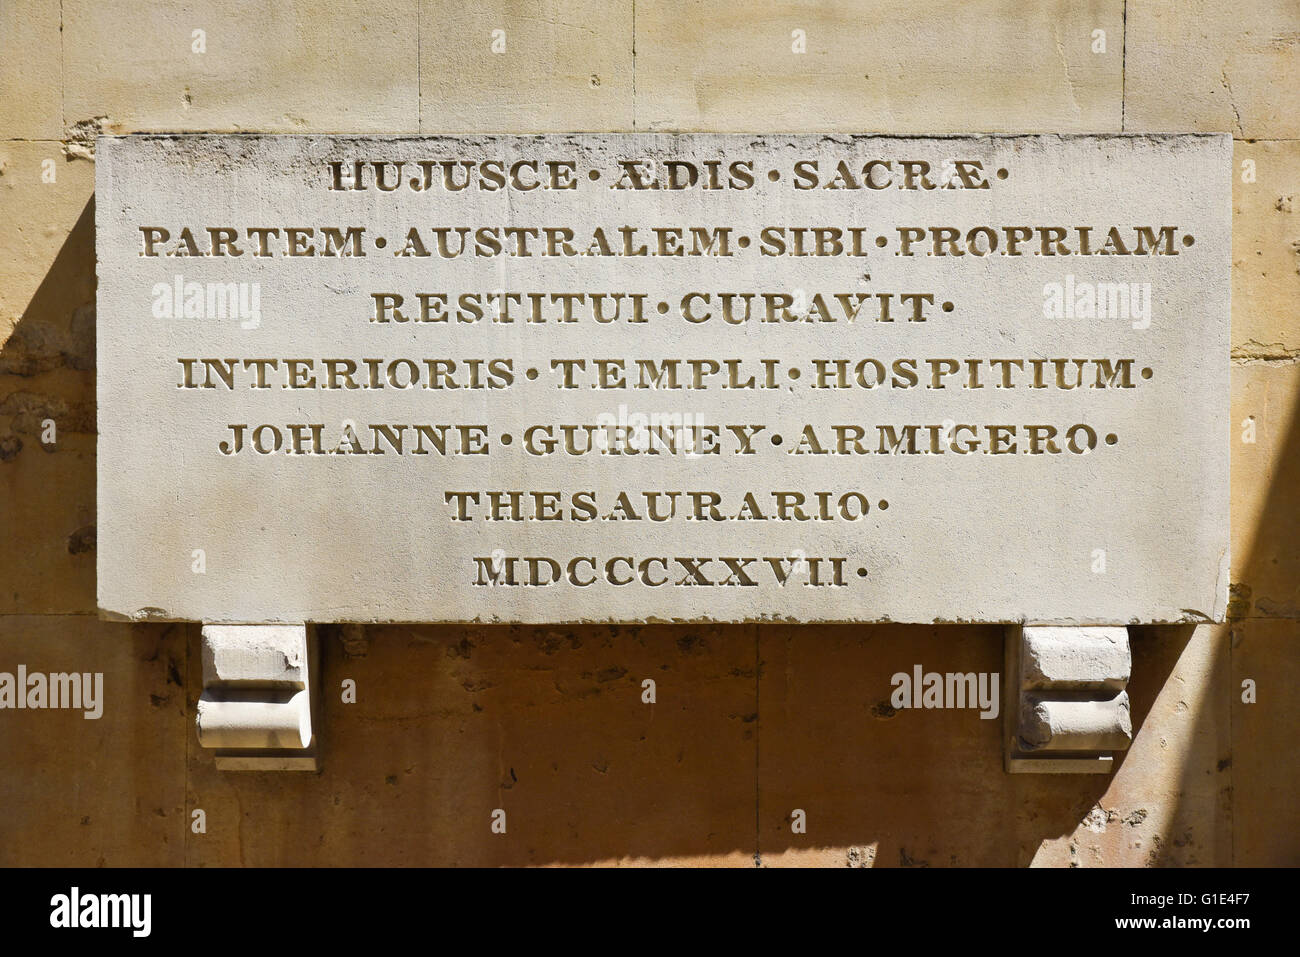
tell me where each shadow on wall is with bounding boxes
[180,621,1201,867]
[1,195,98,609]
[1150,343,1300,866]
[1126,623,1229,867]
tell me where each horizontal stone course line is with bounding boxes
[13,137,1300,145]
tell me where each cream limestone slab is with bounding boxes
[633,0,1124,133]
[419,0,634,133]
[1231,140,1300,357]
[62,0,420,135]
[95,134,1230,624]
[0,0,63,140]
[1124,0,1300,139]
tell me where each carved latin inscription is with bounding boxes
[95,134,1230,624]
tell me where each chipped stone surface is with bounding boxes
[1007,624,1132,772]
[95,133,1229,624]
[1021,626,1130,689]
[1019,693,1132,751]
[201,623,307,685]
[1232,141,1300,357]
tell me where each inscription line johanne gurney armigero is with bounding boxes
[95,134,1230,625]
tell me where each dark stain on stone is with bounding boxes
[1146,834,1164,866]
[534,628,584,654]
[67,524,96,554]
[1226,582,1252,619]
[899,848,930,867]
[0,302,96,377]
[337,623,368,658]
[0,435,23,462]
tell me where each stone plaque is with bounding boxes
[95,134,1230,624]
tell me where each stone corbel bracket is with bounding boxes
[196,624,318,771]
[1004,625,1132,774]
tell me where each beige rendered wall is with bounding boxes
[0,0,1295,866]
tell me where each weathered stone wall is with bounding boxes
[0,0,1295,866]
